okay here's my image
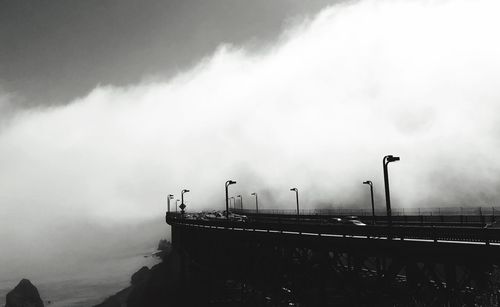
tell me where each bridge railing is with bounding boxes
[227,207,498,227]
[231,207,500,217]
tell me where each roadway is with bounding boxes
[166,211,500,245]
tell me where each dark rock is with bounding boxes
[125,280,148,307]
[93,266,152,307]
[155,240,172,259]
[5,279,44,307]
[131,266,150,286]
[126,250,202,307]
[157,239,170,251]
[96,248,188,307]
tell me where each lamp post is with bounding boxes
[167,194,174,213]
[175,199,180,213]
[225,180,237,218]
[251,192,258,213]
[180,189,190,216]
[383,155,400,227]
[290,188,299,219]
[237,195,243,210]
[363,181,375,225]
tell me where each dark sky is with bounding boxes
[0,0,338,106]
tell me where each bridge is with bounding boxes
[166,207,500,306]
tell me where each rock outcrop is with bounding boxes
[5,279,44,307]
[154,239,172,259]
[130,266,150,286]
[93,246,191,307]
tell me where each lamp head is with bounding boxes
[182,189,190,193]
[251,192,256,196]
[385,155,400,163]
[237,195,241,198]
[290,188,298,192]
[388,156,400,162]
[226,180,237,185]
[168,194,174,198]
[363,181,372,185]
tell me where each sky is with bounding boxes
[2,0,500,281]
[0,0,336,106]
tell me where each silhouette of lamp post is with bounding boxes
[237,195,243,210]
[175,199,180,213]
[225,180,237,218]
[167,194,174,213]
[180,189,190,216]
[251,192,258,213]
[362,181,375,225]
[383,155,400,227]
[290,188,299,219]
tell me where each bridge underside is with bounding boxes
[172,223,500,306]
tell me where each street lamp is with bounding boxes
[251,192,258,213]
[180,189,190,216]
[237,195,243,210]
[383,155,400,227]
[175,199,180,213]
[225,180,236,218]
[362,181,375,225]
[167,194,174,213]
[290,188,299,219]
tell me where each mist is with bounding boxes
[2,0,500,279]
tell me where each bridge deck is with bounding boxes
[166,212,500,245]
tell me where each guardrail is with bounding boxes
[231,207,500,217]
[229,207,497,227]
